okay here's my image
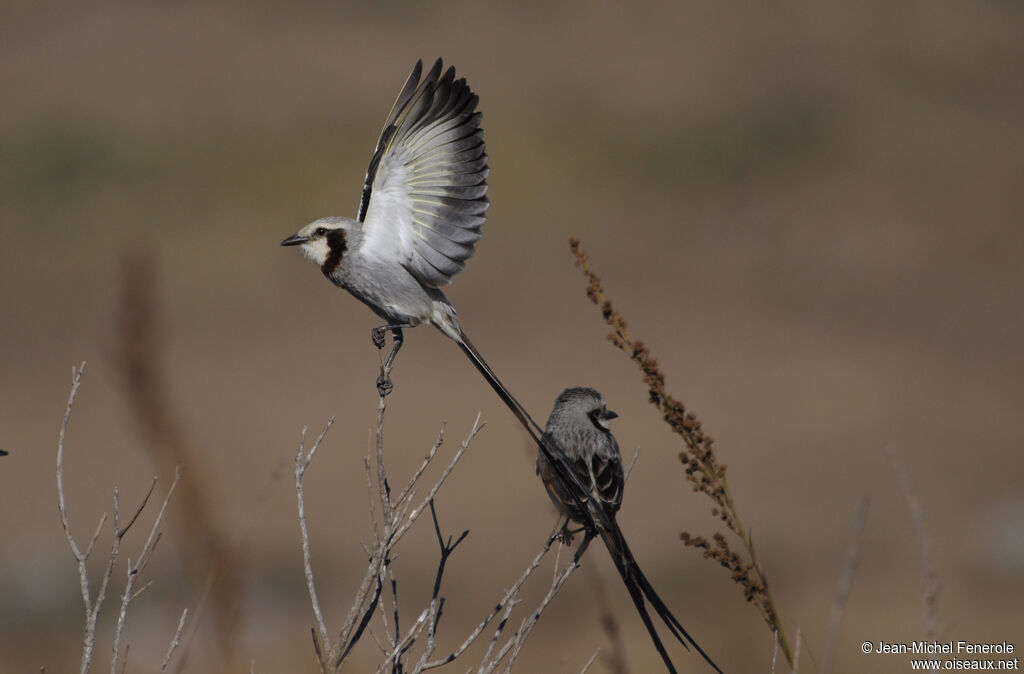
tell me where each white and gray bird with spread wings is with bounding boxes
[282,59,529,422]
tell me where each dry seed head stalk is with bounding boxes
[570,238,731,528]
[570,237,792,664]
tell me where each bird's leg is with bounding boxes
[546,515,587,547]
[382,327,404,371]
[548,515,573,546]
[560,524,586,544]
[572,530,598,565]
[370,323,412,350]
[375,326,406,397]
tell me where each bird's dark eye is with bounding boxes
[314,227,327,237]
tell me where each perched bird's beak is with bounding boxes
[602,409,618,421]
[281,234,308,247]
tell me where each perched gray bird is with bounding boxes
[539,387,723,674]
[283,58,521,407]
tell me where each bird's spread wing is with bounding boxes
[358,58,489,288]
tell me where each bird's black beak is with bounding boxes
[281,234,308,247]
[602,409,618,421]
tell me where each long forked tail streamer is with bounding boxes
[446,326,723,673]
[453,329,545,439]
[600,526,724,673]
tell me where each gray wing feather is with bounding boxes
[359,58,489,288]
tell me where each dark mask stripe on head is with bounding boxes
[322,229,348,277]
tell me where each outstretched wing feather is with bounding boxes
[359,59,489,288]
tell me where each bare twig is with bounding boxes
[579,649,601,673]
[55,362,117,674]
[623,447,640,482]
[420,537,553,670]
[56,364,93,661]
[495,553,581,673]
[793,626,803,673]
[822,496,869,674]
[295,398,486,673]
[374,392,393,526]
[395,425,448,514]
[297,390,592,673]
[161,608,189,672]
[57,363,185,674]
[391,416,483,546]
[111,468,182,674]
[887,446,940,639]
[408,501,468,671]
[295,418,336,658]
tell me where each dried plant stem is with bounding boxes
[296,392,595,673]
[421,535,558,670]
[110,468,182,674]
[294,418,336,660]
[161,608,189,671]
[570,237,793,664]
[497,553,580,673]
[822,496,869,674]
[56,363,185,674]
[295,394,486,673]
[793,626,802,673]
[579,650,601,674]
[886,446,940,639]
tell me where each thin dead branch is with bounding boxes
[296,393,593,673]
[111,468,182,674]
[822,496,869,674]
[887,446,940,639]
[161,608,190,672]
[295,418,336,654]
[56,363,186,674]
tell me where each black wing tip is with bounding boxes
[424,57,444,85]
[440,64,456,86]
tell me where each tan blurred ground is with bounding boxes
[2,1,1023,672]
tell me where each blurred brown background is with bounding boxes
[2,1,1022,672]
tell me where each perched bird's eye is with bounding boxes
[314,227,327,237]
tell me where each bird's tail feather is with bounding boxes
[441,324,600,523]
[600,524,724,674]
[444,324,722,673]
[450,328,545,440]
